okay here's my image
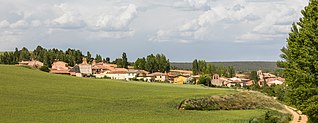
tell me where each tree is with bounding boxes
[106,57,110,63]
[116,58,123,68]
[134,57,146,70]
[122,52,128,68]
[19,47,30,61]
[250,71,259,84]
[86,51,91,63]
[95,54,102,63]
[14,48,19,63]
[192,59,199,75]
[198,60,207,74]
[228,66,235,78]
[278,1,318,122]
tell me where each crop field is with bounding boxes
[0,65,265,122]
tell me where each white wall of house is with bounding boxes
[154,75,167,82]
[126,73,137,80]
[105,73,128,80]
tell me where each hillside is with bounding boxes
[171,61,279,72]
[0,65,266,122]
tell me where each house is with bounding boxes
[126,69,139,80]
[50,61,70,74]
[105,68,129,80]
[173,75,188,84]
[18,60,44,68]
[258,77,285,87]
[211,74,224,86]
[69,57,92,77]
[135,70,151,81]
[147,72,168,82]
[224,77,251,87]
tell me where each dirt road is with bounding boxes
[284,105,308,123]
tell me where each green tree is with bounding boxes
[122,52,128,68]
[278,1,318,122]
[135,57,146,70]
[116,58,123,68]
[95,54,102,63]
[250,71,259,84]
[86,51,91,63]
[198,60,207,74]
[227,66,235,78]
[192,59,199,75]
[106,57,110,63]
[19,47,30,61]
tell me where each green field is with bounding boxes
[0,65,265,122]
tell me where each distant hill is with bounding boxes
[171,61,279,72]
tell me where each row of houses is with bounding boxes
[17,59,285,87]
[47,58,191,84]
[210,70,285,87]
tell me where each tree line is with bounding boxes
[0,46,171,73]
[134,54,170,73]
[0,46,108,67]
[192,59,235,78]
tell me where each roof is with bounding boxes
[137,70,149,74]
[170,70,193,74]
[69,66,80,73]
[148,72,165,76]
[50,69,70,74]
[107,68,128,74]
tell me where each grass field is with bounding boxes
[0,65,266,122]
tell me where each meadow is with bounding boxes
[0,65,265,122]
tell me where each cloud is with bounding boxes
[152,0,307,44]
[95,4,137,31]
[0,20,10,28]
[236,1,306,41]
[153,0,256,42]
[51,3,86,29]
[10,20,28,29]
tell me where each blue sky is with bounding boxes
[0,0,309,62]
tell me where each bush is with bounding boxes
[249,110,291,123]
[39,66,49,72]
[198,75,211,86]
[179,91,284,111]
[303,95,318,123]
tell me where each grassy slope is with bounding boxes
[0,65,265,123]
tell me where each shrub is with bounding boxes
[249,110,291,123]
[179,91,284,111]
[303,95,318,123]
[198,75,211,86]
[39,66,50,72]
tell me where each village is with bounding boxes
[18,58,285,88]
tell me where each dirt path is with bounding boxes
[284,105,308,123]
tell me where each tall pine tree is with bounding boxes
[278,0,318,122]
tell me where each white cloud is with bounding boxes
[10,20,28,29]
[51,3,86,29]
[95,4,137,31]
[31,20,42,27]
[0,20,10,28]
[236,1,307,41]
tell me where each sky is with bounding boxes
[0,0,309,62]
